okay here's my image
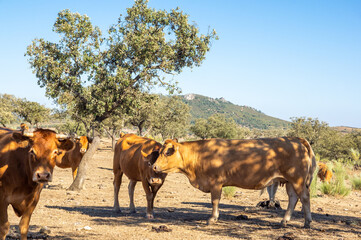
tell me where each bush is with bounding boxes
[320,162,351,197]
[310,164,319,198]
[352,176,361,190]
[222,186,237,199]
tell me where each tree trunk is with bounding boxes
[68,136,101,191]
[111,133,116,152]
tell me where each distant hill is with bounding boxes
[180,94,290,129]
[332,126,361,134]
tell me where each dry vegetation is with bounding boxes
[6,139,361,240]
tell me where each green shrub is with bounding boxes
[222,186,237,199]
[320,162,351,197]
[352,176,361,190]
[310,164,320,198]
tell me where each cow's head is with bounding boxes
[13,129,74,183]
[77,136,91,153]
[152,139,182,173]
[141,142,167,185]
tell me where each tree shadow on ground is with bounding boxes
[46,202,361,239]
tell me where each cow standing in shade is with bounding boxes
[0,129,74,240]
[113,134,167,219]
[55,136,92,180]
[153,137,316,228]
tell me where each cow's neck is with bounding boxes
[178,143,202,190]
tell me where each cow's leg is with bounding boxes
[208,185,222,225]
[149,184,163,216]
[128,180,137,213]
[113,171,123,212]
[19,192,41,240]
[300,187,312,228]
[141,180,154,219]
[0,201,9,240]
[72,167,78,180]
[266,182,279,208]
[281,183,298,227]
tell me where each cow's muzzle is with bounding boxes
[148,177,163,185]
[80,148,87,153]
[33,171,52,182]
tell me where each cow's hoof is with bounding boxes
[146,213,154,220]
[280,220,288,227]
[207,217,218,225]
[304,221,312,228]
[114,207,121,213]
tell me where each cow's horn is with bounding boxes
[23,131,34,137]
[56,134,69,139]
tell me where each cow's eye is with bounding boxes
[165,148,174,156]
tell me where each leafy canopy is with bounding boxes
[26,0,217,127]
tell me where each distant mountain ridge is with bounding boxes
[180,94,290,129]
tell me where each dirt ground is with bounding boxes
[6,139,361,240]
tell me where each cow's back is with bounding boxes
[185,137,313,189]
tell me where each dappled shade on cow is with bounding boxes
[153,137,316,227]
[113,133,167,219]
[0,129,74,240]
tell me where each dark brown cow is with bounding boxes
[153,137,316,227]
[0,129,74,240]
[55,136,91,180]
[113,134,167,219]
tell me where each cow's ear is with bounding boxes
[172,138,178,143]
[87,137,93,144]
[120,132,125,138]
[58,139,75,151]
[12,132,31,147]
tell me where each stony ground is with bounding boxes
[6,139,361,239]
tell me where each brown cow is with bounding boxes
[55,136,91,180]
[317,162,332,183]
[113,134,167,219]
[0,129,74,240]
[153,137,316,228]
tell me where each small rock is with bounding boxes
[151,225,172,233]
[317,208,323,212]
[39,226,51,234]
[167,208,175,212]
[83,226,92,230]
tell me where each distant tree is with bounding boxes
[287,117,329,145]
[0,94,18,127]
[26,0,217,190]
[151,96,190,140]
[191,113,238,139]
[101,115,125,151]
[126,94,159,136]
[15,99,50,128]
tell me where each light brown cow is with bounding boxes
[113,134,167,219]
[153,137,316,227]
[55,136,91,180]
[0,129,74,240]
[317,162,332,183]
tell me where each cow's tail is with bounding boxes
[300,138,317,189]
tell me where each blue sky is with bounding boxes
[1,0,360,127]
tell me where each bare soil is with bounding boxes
[6,139,361,239]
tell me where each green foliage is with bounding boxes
[310,164,319,198]
[151,96,190,140]
[57,120,87,136]
[126,94,159,136]
[191,113,238,139]
[320,162,351,197]
[0,94,18,127]
[15,99,51,128]
[222,186,237,199]
[183,94,289,129]
[351,176,361,190]
[26,1,217,131]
